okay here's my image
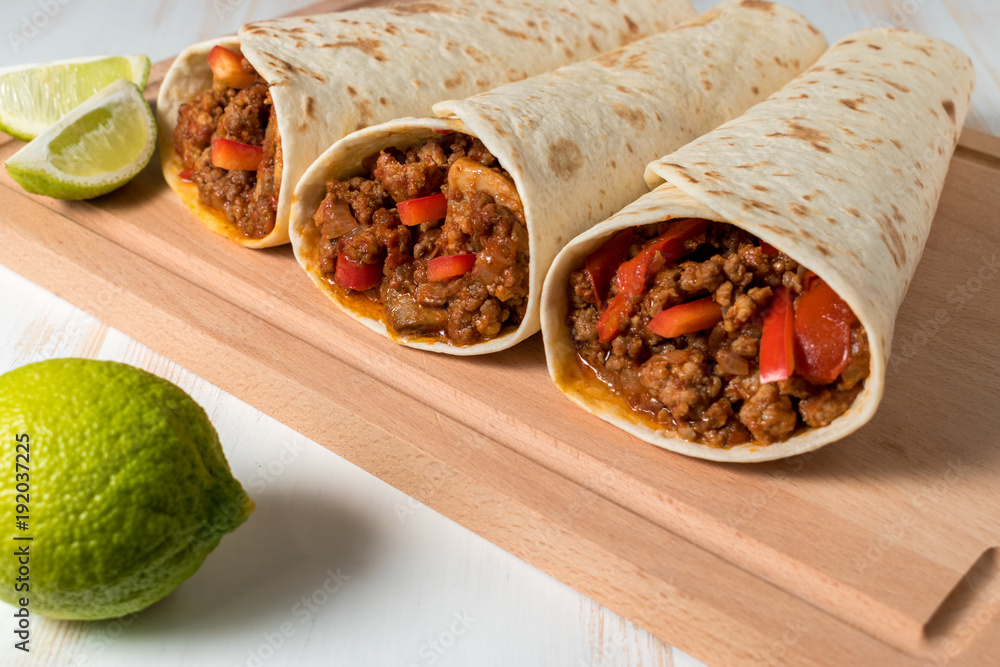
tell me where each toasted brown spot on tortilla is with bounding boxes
[547,138,583,181]
[817,171,847,184]
[345,85,357,97]
[588,34,600,52]
[816,245,833,257]
[789,202,808,216]
[942,99,956,122]
[389,2,448,14]
[413,27,431,36]
[840,97,867,111]
[752,185,769,192]
[498,26,542,43]
[485,116,510,139]
[322,38,388,62]
[752,86,760,95]
[464,45,485,64]
[767,121,832,153]
[304,97,316,119]
[867,43,882,50]
[878,77,910,93]
[890,139,904,151]
[624,15,639,33]
[682,8,723,28]
[378,97,388,107]
[702,79,713,91]
[444,72,465,89]
[610,160,617,169]
[354,99,374,129]
[626,142,634,154]
[596,49,625,68]
[612,104,648,130]
[877,212,907,268]
[741,199,779,214]
[740,0,774,10]
[826,217,838,225]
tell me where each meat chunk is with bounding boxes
[174,83,233,168]
[174,64,281,239]
[316,133,528,346]
[371,149,445,203]
[566,221,868,448]
[739,383,798,444]
[639,350,722,422]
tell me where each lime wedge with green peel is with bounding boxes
[0,54,150,141]
[0,358,254,620]
[4,78,157,200]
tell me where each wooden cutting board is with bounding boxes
[2,5,999,665]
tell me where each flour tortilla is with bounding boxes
[291,0,827,353]
[156,0,698,248]
[541,29,975,462]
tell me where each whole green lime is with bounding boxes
[0,358,252,620]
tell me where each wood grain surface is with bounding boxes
[1,2,999,666]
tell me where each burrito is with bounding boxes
[156,0,698,248]
[290,1,828,353]
[541,29,975,462]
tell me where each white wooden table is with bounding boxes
[0,2,996,666]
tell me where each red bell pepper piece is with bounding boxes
[614,218,706,296]
[760,241,779,256]
[585,229,633,308]
[793,274,856,385]
[426,253,476,282]
[207,46,256,89]
[595,218,707,343]
[595,292,633,343]
[178,169,194,183]
[212,138,264,171]
[759,286,795,384]
[398,193,448,227]
[334,252,383,291]
[647,297,722,339]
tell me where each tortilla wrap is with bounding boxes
[156,0,698,248]
[290,1,828,354]
[541,29,975,462]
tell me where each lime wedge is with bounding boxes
[0,54,150,141]
[5,79,157,200]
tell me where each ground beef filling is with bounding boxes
[173,55,281,239]
[313,134,529,346]
[567,221,870,448]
